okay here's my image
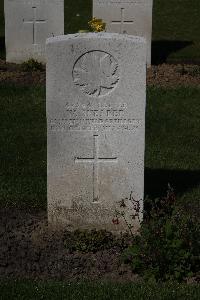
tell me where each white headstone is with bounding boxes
[4,0,64,63]
[47,33,146,233]
[93,0,153,66]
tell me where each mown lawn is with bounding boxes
[0,85,46,209]
[145,87,200,205]
[0,0,4,58]
[0,0,200,62]
[152,0,200,63]
[0,280,199,300]
[0,84,199,209]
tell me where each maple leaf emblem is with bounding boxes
[73,51,120,97]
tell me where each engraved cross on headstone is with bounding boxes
[23,6,46,45]
[75,134,118,203]
[111,8,134,34]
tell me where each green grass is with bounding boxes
[152,0,200,62]
[65,0,92,33]
[0,85,199,209]
[0,0,4,58]
[0,85,46,209]
[145,87,200,213]
[0,0,200,62]
[0,280,199,300]
[0,0,4,37]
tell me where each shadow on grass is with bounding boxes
[145,168,200,198]
[0,36,5,59]
[152,40,193,65]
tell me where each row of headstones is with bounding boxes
[5,0,153,65]
[5,0,150,233]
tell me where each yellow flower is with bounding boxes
[88,17,106,32]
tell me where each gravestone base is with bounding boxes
[48,201,141,233]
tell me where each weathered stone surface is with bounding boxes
[4,0,64,63]
[46,33,146,232]
[93,0,153,66]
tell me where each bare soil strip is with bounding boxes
[1,59,200,87]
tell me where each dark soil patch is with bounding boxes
[1,59,200,87]
[148,64,200,87]
[0,208,136,282]
[0,59,45,86]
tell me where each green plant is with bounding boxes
[22,59,44,72]
[113,192,143,237]
[123,185,200,282]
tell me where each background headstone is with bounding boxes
[93,0,153,66]
[47,33,146,232]
[4,0,64,63]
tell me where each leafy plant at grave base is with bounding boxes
[88,17,106,32]
[64,229,128,253]
[21,59,44,72]
[122,184,200,282]
[113,192,143,238]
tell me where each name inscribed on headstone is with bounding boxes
[49,103,141,131]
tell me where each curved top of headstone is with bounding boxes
[46,32,146,46]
